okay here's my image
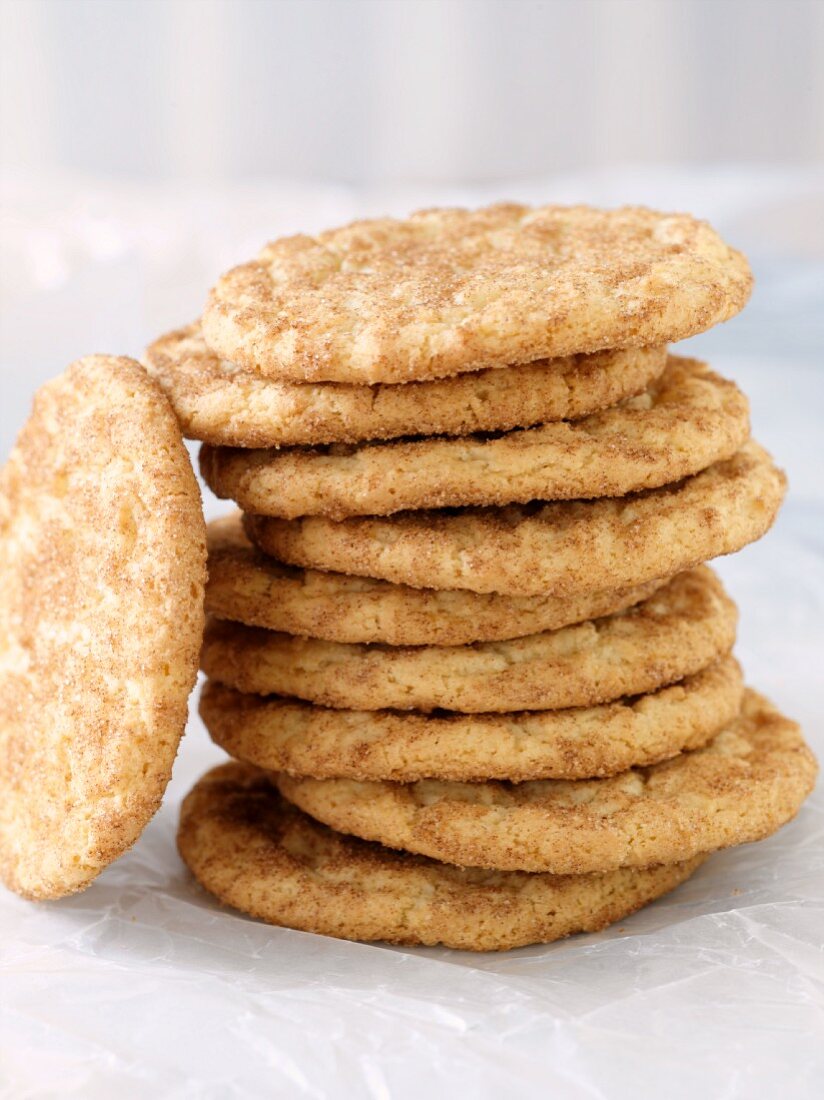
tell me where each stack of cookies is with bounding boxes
[146,204,817,951]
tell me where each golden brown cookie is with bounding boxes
[200,568,736,712]
[200,357,749,519]
[278,690,818,874]
[201,656,743,782]
[178,762,706,951]
[0,357,206,900]
[205,514,666,645]
[246,441,785,596]
[202,203,751,384]
[146,324,668,447]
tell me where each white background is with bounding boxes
[2,0,824,186]
[1,2,823,1098]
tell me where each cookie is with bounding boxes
[200,357,749,519]
[278,690,818,874]
[0,357,206,900]
[146,324,668,448]
[200,568,736,713]
[202,656,743,782]
[202,203,751,384]
[178,762,705,951]
[206,514,666,645]
[246,440,785,596]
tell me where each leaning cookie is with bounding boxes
[146,325,668,447]
[277,691,818,875]
[205,514,666,645]
[0,357,206,900]
[200,568,737,713]
[246,441,785,596]
[202,203,751,384]
[201,656,743,782]
[178,762,706,951]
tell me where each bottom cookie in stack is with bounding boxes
[179,690,816,951]
[177,763,707,952]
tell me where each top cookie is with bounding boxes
[0,357,207,900]
[178,762,705,951]
[202,203,752,384]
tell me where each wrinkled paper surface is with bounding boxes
[1,171,822,1098]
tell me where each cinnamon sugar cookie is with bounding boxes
[278,691,818,874]
[0,357,206,899]
[206,514,665,645]
[200,568,736,713]
[200,357,749,519]
[202,203,751,384]
[178,762,705,951]
[246,441,785,596]
[201,656,743,782]
[147,325,667,447]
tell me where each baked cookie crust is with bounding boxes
[147,324,668,447]
[246,441,785,596]
[201,656,743,782]
[205,514,666,645]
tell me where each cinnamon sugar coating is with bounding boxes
[200,568,737,713]
[0,357,206,899]
[246,441,785,596]
[201,356,749,518]
[201,656,743,782]
[202,203,752,384]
